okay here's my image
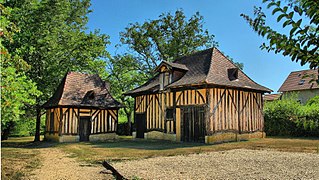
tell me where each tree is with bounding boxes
[4,0,110,141]
[241,0,319,69]
[107,55,147,131]
[119,10,218,77]
[0,3,41,139]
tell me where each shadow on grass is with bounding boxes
[84,138,210,150]
[1,136,58,149]
[1,136,211,150]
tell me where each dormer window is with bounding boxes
[155,60,189,91]
[160,71,172,90]
[298,79,305,85]
[228,68,238,81]
[86,90,95,100]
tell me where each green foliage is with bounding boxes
[3,0,110,140]
[119,9,218,76]
[0,3,41,138]
[241,0,319,69]
[264,95,319,136]
[1,67,41,132]
[107,55,145,128]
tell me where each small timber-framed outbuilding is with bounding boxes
[126,48,272,144]
[43,72,122,142]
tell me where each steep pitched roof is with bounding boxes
[278,69,319,92]
[43,72,122,109]
[126,48,272,95]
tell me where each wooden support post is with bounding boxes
[173,92,176,133]
[164,93,167,133]
[205,88,211,136]
[237,91,241,134]
[58,107,63,136]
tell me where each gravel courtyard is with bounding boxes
[113,149,319,179]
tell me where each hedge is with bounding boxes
[264,95,319,137]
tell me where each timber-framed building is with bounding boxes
[126,48,272,144]
[43,72,122,142]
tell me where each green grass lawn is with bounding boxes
[1,136,319,179]
[1,137,44,180]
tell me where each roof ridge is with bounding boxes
[204,48,215,83]
[57,72,70,105]
[173,47,214,63]
[289,68,318,73]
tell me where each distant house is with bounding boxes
[263,93,282,102]
[125,48,272,144]
[43,72,122,142]
[278,69,319,104]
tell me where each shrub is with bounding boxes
[264,95,319,137]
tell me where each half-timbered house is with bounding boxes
[125,48,272,144]
[43,72,122,142]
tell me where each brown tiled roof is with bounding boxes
[263,93,282,101]
[43,72,122,109]
[278,69,319,92]
[126,48,272,95]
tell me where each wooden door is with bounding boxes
[79,116,91,142]
[181,106,205,142]
[135,113,146,138]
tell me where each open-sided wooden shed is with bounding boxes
[125,48,272,144]
[43,72,122,142]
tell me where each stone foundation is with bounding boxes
[44,132,117,142]
[205,131,266,144]
[144,131,176,141]
[132,132,137,138]
[89,133,117,141]
[59,135,80,142]
[44,133,60,142]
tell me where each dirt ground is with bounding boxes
[29,148,113,180]
[29,148,319,180]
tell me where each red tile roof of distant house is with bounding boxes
[278,69,319,92]
[263,93,282,101]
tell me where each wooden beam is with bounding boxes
[205,87,211,136]
[58,107,63,136]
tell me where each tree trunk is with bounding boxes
[126,113,132,135]
[34,107,41,142]
[1,121,15,140]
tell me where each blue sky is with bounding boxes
[86,0,308,92]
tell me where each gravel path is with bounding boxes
[29,148,319,180]
[29,148,111,180]
[113,149,319,179]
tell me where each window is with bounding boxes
[159,73,164,90]
[164,72,170,86]
[160,72,172,90]
[166,108,174,120]
[298,80,305,85]
[87,90,95,99]
[228,68,238,81]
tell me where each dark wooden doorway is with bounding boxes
[79,116,91,142]
[135,113,146,138]
[181,106,205,142]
